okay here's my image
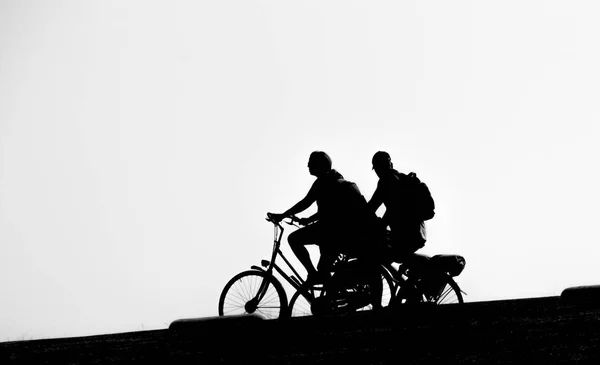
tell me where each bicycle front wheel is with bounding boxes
[218,270,288,319]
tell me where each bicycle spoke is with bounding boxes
[242,277,255,299]
[289,289,313,317]
[233,279,248,302]
[438,286,454,304]
[222,307,244,315]
[229,290,248,304]
[261,288,279,302]
[223,297,246,308]
[231,282,250,299]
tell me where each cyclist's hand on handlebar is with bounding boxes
[297,217,311,226]
[267,212,285,223]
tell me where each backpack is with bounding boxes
[333,179,369,221]
[319,175,367,224]
[403,172,435,221]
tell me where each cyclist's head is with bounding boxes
[372,151,393,176]
[308,151,332,177]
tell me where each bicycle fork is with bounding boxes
[245,272,274,313]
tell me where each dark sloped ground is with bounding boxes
[2,296,600,364]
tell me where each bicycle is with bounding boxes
[218,213,395,319]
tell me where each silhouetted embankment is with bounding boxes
[2,294,600,364]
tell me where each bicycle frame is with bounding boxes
[248,218,309,305]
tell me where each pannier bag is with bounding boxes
[430,255,466,277]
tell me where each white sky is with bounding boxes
[1,0,599,341]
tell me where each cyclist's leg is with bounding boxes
[322,225,384,308]
[315,224,339,275]
[389,226,426,262]
[354,246,384,310]
[367,256,384,310]
[352,225,389,310]
[316,246,337,273]
[384,230,425,304]
[288,223,322,277]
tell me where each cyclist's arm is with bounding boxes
[367,183,384,214]
[282,183,318,217]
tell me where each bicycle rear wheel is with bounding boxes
[393,269,464,305]
[288,286,318,317]
[218,270,288,319]
[428,275,463,304]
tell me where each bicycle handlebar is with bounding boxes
[266,213,301,227]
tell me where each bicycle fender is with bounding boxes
[250,265,266,272]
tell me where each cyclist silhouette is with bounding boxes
[270,151,373,285]
[368,151,427,262]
